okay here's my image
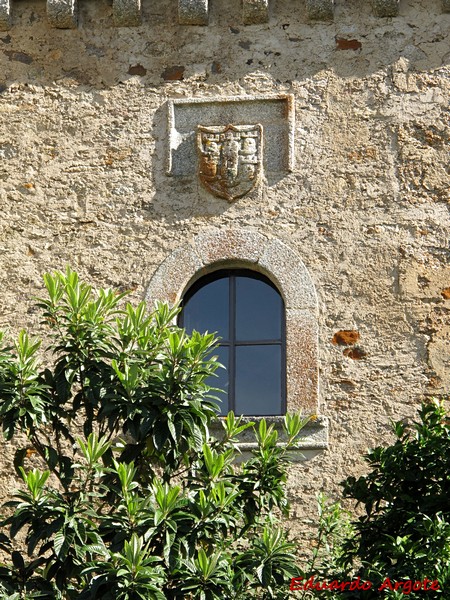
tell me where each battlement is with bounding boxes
[1,0,449,30]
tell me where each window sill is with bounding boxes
[210,415,329,462]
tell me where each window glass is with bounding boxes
[182,276,229,340]
[236,276,282,341]
[181,270,285,416]
[235,345,282,415]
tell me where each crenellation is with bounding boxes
[305,0,335,21]
[242,0,269,25]
[0,0,11,30]
[0,0,448,28]
[113,0,141,26]
[372,0,400,17]
[178,0,209,25]
[47,0,78,28]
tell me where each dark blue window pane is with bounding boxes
[183,277,229,340]
[206,345,229,415]
[235,345,282,415]
[181,270,285,417]
[236,277,282,341]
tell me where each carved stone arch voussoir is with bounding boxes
[145,228,319,415]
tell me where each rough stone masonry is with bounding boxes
[0,0,449,539]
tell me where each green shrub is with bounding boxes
[297,401,450,599]
[341,400,450,598]
[0,268,308,599]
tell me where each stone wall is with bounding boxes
[0,0,449,538]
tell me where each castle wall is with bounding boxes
[0,0,449,538]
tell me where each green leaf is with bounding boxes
[11,551,25,572]
[54,529,75,560]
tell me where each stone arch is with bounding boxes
[145,228,319,415]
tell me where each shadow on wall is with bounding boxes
[0,0,448,227]
[0,0,449,90]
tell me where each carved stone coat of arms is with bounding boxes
[197,124,263,201]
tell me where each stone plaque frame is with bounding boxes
[167,94,295,178]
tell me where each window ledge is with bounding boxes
[210,415,329,462]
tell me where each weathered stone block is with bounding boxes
[399,261,450,302]
[194,228,265,266]
[285,309,319,414]
[443,0,450,12]
[178,0,208,25]
[210,416,328,461]
[398,258,450,393]
[145,245,203,305]
[243,0,269,25]
[428,334,450,392]
[0,0,11,31]
[47,0,77,28]
[372,0,400,17]
[259,238,318,311]
[306,0,334,21]
[113,0,141,27]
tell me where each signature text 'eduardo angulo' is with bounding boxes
[290,576,440,595]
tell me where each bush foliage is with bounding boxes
[298,400,450,599]
[2,268,448,600]
[0,268,308,599]
[341,400,450,598]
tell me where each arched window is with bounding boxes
[179,269,286,416]
[146,228,320,418]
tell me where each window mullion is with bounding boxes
[229,273,236,413]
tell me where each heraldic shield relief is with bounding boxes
[197,124,263,201]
